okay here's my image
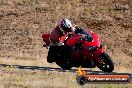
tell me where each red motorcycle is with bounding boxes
[42,30,114,72]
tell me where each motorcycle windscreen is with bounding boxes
[85,34,100,47]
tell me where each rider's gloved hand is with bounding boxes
[75,27,84,34]
[88,37,93,42]
[81,36,87,40]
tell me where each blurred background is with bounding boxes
[0,0,131,87]
[0,0,131,67]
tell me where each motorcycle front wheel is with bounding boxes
[94,53,114,72]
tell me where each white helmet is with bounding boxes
[60,19,73,29]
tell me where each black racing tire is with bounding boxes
[56,58,72,70]
[94,53,114,72]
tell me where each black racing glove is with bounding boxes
[75,27,84,34]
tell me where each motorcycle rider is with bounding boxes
[47,18,93,63]
[47,18,74,63]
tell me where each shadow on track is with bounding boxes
[0,64,120,74]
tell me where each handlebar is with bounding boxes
[80,36,93,42]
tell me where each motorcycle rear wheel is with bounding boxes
[94,53,114,72]
[56,59,72,70]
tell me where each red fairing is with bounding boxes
[66,35,81,46]
[66,33,100,48]
[85,34,100,47]
[93,48,105,58]
[65,32,105,60]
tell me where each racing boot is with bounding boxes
[47,46,56,63]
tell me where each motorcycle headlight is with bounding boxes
[88,46,97,52]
